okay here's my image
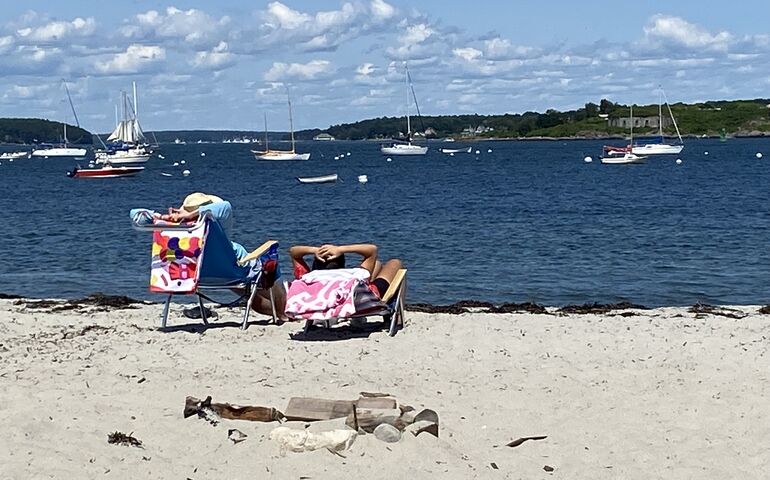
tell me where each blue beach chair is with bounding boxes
[130,209,280,330]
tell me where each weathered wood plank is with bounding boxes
[284,397,356,421]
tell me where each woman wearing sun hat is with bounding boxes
[159,192,286,319]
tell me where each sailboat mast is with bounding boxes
[287,88,296,153]
[658,88,663,138]
[661,88,684,144]
[263,112,269,151]
[133,81,138,122]
[630,104,634,146]
[405,63,411,141]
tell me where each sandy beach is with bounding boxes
[1,299,768,479]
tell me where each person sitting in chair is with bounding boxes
[289,243,402,300]
[161,192,286,319]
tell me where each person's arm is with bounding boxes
[289,245,318,276]
[318,244,378,275]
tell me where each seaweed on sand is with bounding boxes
[107,431,143,448]
[557,302,647,315]
[18,293,145,312]
[689,303,747,319]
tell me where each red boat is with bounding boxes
[67,165,144,178]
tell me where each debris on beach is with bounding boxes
[543,465,555,472]
[758,305,770,314]
[408,300,549,315]
[0,293,24,299]
[506,435,547,448]
[408,303,468,314]
[228,429,248,444]
[107,431,143,448]
[184,396,285,423]
[487,302,549,315]
[557,302,647,315]
[689,303,747,319]
[17,293,146,313]
[269,426,357,454]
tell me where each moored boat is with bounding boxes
[253,90,310,161]
[439,146,472,154]
[296,173,338,184]
[0,151,30,160]
[67,165,144,178]
[380,63,428,156]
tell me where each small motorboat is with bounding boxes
[600,152,647,165]
[439,147,472,154]
[297,173,338,184]
[67,164,145,178]
[0,151,30,160]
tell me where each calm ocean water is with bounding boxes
[1,138,769,307]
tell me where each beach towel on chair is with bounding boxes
[150,221,207,294]
[285,268,378,321]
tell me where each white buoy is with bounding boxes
[182,169,191,176]
[180,160,186,164]
[676,159,682,165]
[450,153,455,156]
[173,162,179,166]
[158,154,165,159]
[357,174,368,183]
[756,152,763,159]
[475,150,481,155]
[704,151,709,155]
[584,156,592,163]
[200,152,206,157]
[487,149,492,153]
[346,152,351,156]
[334,156,339,160]
[386,157,392,162]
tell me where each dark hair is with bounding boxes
[311,254,346,271]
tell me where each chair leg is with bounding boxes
[388,281,406,337]
[303,320,312,333]
[198,295,209,325]
[242,286,259,331]
[161,294,172,329]
[269,287,277,323]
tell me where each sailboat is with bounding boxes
[601,105,647,165]
[252,89,310,161]
[31,81,88,159]
[96,82,151,165]
[631,87,684,155]
[381,63,428,156]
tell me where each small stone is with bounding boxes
[373,424,401,443]
[544,465,555,472]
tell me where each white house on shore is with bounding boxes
[313,133,335,141]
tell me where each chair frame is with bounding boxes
[132,211,278,330]
[299,269,408,337]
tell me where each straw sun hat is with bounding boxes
[181,192,223,212]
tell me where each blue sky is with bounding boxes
[1,0,769,132]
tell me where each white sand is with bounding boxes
[1,300,768,479]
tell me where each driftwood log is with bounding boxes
[184,396,284,422]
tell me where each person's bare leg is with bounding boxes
[374,259,403,284]
[370,260,383,280]
[251,284,287,320]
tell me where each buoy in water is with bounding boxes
[584,156,592,163]
[173,162,179,166]
[756,152,763,159]
[180,160,186,164]
[346,152,351,156]
[449,153,454,156]
[676,159,682,165]
[386,157,392,162]
[158,154,165,159]
[704,151,709,155]
[357,175,368,184]
[487,149,492,153]
[334,156,339,160]
[182,169,191,176]
[200,152,206,157]
[475,150,481,155]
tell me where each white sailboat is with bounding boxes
[631,87,684,155]
[31,81,88,159]
[252,89,310,161]
[381,63,428,156]
[96,82,151,165]
[602,105,647,165]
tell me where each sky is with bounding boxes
[0,0,769,133]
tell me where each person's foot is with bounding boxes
[183,305,213,319]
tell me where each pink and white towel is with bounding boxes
[285,268,370,322]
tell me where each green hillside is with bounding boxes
[0,118,92,144]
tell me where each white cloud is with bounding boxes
[122,7,230,48]
[370,0,396,20]
[191,41,235,70]
[643,15,732,51]
[453,47,482,62]
[95,44,165,74]
[264,60,332,81]
[15,17,96,43]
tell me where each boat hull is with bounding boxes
[68,166,144,178]
[95,150,151,165]
[253,151,310,161]
[0,152,29,160]
[31,147,88,158]
[380,144,428,155]
[297,174,338,184]
[631,144,683,155]
[600,154,647,165]
[440,147,471,154]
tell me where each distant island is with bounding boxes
[0,118,92,145]
[3,98,770,145]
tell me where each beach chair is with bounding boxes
[130,209,280,329]
[288,269,408,337]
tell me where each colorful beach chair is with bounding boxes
[287,268,408,336]
[130,209,280,329]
